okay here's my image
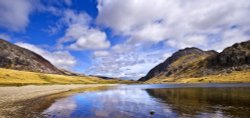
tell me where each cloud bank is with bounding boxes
[86,0,250,79]
[97,0,250,50]
[0,0,35,31]
[16,42,76,70]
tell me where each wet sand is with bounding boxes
[0,84,117,117]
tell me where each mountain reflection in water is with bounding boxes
[43,84,250,118]
[146,87,250,118]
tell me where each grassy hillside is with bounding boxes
[0,68,133,86]
[145,70,250,83]
[140,40,250,83]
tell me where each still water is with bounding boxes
[43,84,250,118]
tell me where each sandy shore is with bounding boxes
[0,84,117,117]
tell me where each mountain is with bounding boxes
[0,39,65,75]
[208,40,250,68]
[89,75,120,80]
[139,40,250,82]
[60,68,86,76]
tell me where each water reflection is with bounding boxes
[146,87,250,118]
[43,88,175,118]
[43,84,250,118]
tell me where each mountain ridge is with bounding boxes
[0,39,66,75]
[139,40,250,82]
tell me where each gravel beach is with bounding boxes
[0,84,117,117]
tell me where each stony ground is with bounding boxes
[0,84,117,117]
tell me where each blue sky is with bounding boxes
[0,0,250,80]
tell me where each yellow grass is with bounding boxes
[0,68,133,86]
[145,70,250,84]
[177,70,250,83]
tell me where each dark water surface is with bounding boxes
[43,83,250,118]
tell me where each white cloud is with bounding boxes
[86,42,173,80]
[167,35,208,49]
[58,10,111,50]
[162,52,171,60]
[37,5,62,16]
[97,0,167,33]
[111,44,133,54]
[61,24,110,50]
[97,0,250,49]
[16,42,77,70]
[62,9,91,26]
[211,28,250,52]
[93,51,110,57]
[0,0,36,31]
[131,22,168,42]
[43,23,62,35]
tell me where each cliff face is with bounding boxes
[139,40,250,81]
[0,39,65,74]
[209,41,250,68]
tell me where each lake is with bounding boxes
[42,84,250,118]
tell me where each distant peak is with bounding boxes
[179,47,203,52]
[171,47,205,59]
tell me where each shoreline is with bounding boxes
[1,83,250,117]
[0,84,118,117]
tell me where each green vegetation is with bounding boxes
[0,68,133,86]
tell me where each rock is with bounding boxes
[150,110,155,115]
[210,40,250,68]
[226,70,232,74]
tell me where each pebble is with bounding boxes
[150,110,155,115]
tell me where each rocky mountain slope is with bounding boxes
[139,40,250,82]
[0,39,65,74]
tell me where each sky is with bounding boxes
[0,0,250,80]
